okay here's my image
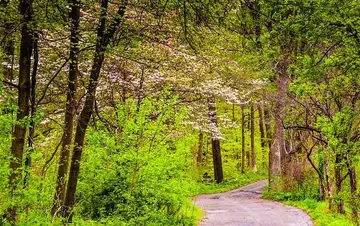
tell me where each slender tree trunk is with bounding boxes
[63,0,128,221]
[349,167,358,224]
[305,144,325,201]
[318,159,326,201]
[1,0,14,82]
[51,0,81,216]
[7,0,33,222]
[335,153,345,214]
[347,153,358,224]
[241,104,246,173]
[248,0,261,47]
[197,132,203,166]
[263,106,272,151]
[208,96,223,183]
[24,32,39,188]
[269,58,289,187]
[250,104,256,172]
[325,160,333,210]
[246,110,251,168]
[257,105,266,169]
[319,179,326,201]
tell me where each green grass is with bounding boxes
[284,200,353,226]
[194,171,267,195]
[263,191,354,226]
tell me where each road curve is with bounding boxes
[195,180,313,226]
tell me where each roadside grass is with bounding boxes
[194,171,267,195]
[263,191,354,226]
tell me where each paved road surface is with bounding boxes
[195,180,313,226]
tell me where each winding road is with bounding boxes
[195,180,313,226]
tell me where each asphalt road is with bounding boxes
[195,180,313,226]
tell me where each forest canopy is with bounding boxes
[1,0,360,225]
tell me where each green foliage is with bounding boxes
[195,171,266,195]
[287,200,353,226]
[264,192,354,226]
[72,96,199,225]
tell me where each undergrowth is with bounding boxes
[263,190,354,226]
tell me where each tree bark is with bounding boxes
[7,0,33,222]
[334,153,345,214]
[346,153,358,224]
[269,58,289,187]
[197,132,203,166]
[263,105,272,151]
[250,104,256,172]
[1,0,15,82]
[325,160,333,210]
[304,142,325,201]
[241,104,246,173]
[257,105,266,169]
[24,32,38,188]
[63,0,128,221]
[208,96,223,183]
[248,0,261,47]
[349,166,358,224]
[51,0,81,216]
[246,109,251,168]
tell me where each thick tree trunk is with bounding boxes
[241,104,246,173]
[250,104,256,172]
[257,105,266,169]
[208,96,223,183]
[269,58,289,187]
[63,0,128,221]
[7,0,33,222]
[52,0,81,216]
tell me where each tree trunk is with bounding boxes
[257,105,266,169]
[269,58,289,187]
[197,132,203,166]
[51,0,81,216]
[334,153,345,214]
[318,155,326,201]
[241,104,246,173]
[248,0,261,47]
[7,0,33,222]
[304,141,326,201]
[325,160,333,210]
[63,0,128,221]
[246,109,251,168]
[347,153,358,224]
[250,104,256,172]
[263,106,272,151]
[24,32,39,188]
[208,96,223,183]
[349,166,358,224]
[1,0,15,82]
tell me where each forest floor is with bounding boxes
[195,180,313,226]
